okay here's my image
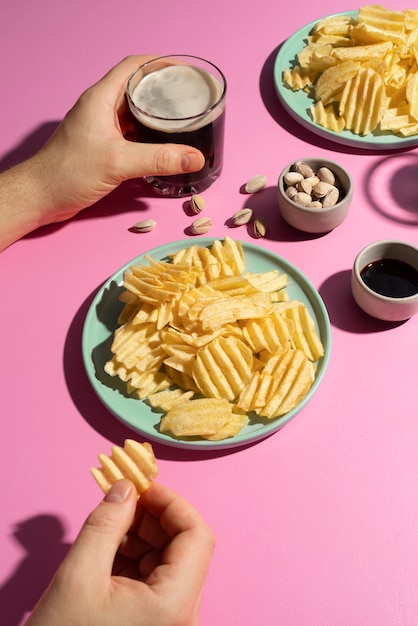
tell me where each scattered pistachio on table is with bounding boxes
[131,219,157,233]
[254,217,267,238]
[283,161,342,209]
[244,174,268,194]
[232,208,253,226]
[190,193,205,214]
[190,216,213,235]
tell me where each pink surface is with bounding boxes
[1,1,418,624]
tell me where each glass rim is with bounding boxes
[126,54,227,123]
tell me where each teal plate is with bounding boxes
[82,239,331,450]
[274,11,418,150]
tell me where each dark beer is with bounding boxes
[127,58,226,196]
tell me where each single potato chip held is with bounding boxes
[90,439,158,496]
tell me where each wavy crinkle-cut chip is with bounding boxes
[331,40,393,62]
[349,23,406,46]
[312,14,356,37]
[237,349,315,419]
[241,309,292,354]
[160,398,239,438]
[90,439,158,496]
[203,411,249,441]
[244,269,288,294]
[147,388,195,412]
[192,336,253,401]
[406,71,418,121]
[358,4,405,35]
[210,237,246,276]
[315,60,361,105]
[278,301,325,362]
[195,292,273,333]
[404,9,418,32]
[398,123,418,136]
[380,103,416,131]
[310,101,346,132]
[338,67,387,135]
[283,66,317,91]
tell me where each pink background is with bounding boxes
[1,1,418,624]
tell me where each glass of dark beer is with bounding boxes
[126,55,227,197]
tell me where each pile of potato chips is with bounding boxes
[283,4,418,136]
[104,237,324,441]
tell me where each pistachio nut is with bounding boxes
[190,194,205,214]
[293,160,315,178]
[322,186,340,207]
[293,191,312,206]
[190,216,212,235]
[131,219,157,233]
[283,171,303,186]
[253,217,267,238]
[245,174,268,194]
[232,208,253,226]
[317,166,335,185]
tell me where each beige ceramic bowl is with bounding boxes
[351,240,418,321]
[277,157,353,233]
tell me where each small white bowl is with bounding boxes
[277,157,353,233]
[351,240,418,321]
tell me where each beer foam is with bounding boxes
[130,65,225,132]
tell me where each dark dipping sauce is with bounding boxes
[360,258,418,298]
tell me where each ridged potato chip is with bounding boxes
[91,439,158,496]
[338,67,387,135]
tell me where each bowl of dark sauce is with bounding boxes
[351,240,418,321]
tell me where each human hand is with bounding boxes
[32,55,205,223]
[26,479,215,626]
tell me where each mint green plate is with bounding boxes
[82,239,331,450]
[274,11,418,150]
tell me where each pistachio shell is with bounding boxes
[254,217,267,238]
[293,192,312,206]
[293,160,315,178]
[245,174,268,193]
[311,181,334,198]
[190,194,205,214]
[322,187,340,207]
[232,208,253,226]
[317,166,336,185]
[285,185,298,199]
[132,219,157,233]
[190,216,212,235]
[283,172,303,186]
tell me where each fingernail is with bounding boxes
[181,152,204,172]
[104,479,132,503]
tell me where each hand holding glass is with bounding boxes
[126,55,227,197]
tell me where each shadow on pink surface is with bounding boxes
[0,515,70,626]
[0,122,59,172]
[364,154,418,226]
[319,269,407,333]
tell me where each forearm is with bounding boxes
[0,156,55,252]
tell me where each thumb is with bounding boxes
[118,141,205,180]
[63,479,138,579]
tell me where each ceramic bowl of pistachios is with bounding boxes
[277,157,353,234]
